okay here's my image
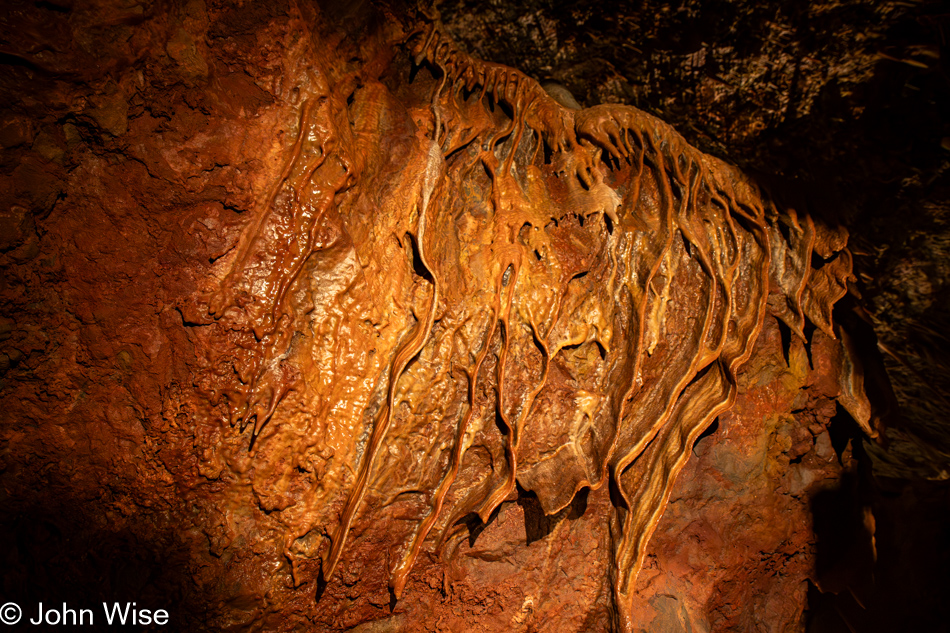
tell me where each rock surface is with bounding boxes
[438,0,950,482]
[0,1,946,632]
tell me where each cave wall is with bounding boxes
[437,0,950,481]
[0,1,947,632]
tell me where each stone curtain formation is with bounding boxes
[184,14,869,630]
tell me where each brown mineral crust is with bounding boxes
[0,0,325,626]
[437,0,950,484]
[286,317,865,632]
[625,318,862,632]
[0,1,908,632]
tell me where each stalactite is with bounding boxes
[192,15,870,631]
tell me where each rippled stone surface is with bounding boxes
[0,2,901,631]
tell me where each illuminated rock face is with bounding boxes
[187,14,868,630]
[0,3,874,631]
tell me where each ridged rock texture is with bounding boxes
[1,1,943,632]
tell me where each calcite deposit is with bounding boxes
[0,1,898,631]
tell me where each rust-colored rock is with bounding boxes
[0,2,896,631]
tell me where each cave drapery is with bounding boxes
[0,0,902,630]
[183,9,870,629]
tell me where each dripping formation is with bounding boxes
[195,14,872,630]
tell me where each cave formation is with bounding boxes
[1,1,948,632]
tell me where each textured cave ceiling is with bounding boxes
[0,1,948,632]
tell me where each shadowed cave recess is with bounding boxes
[0,0,948,631]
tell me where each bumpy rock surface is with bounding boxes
[438,0,950,482]
[0,1,945,632]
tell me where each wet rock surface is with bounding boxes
[0,1,947,632]
[438,0,950,481]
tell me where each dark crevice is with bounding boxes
[403,231,434,283]
[516,484,589,545]
[692,417,719,454]
[777,318,793,367]
[0,53,42,71]
[803,322,817,370]
[680,230,692,257]
[776,218,792,246]
[457,502,505,549]
[493,407,508,437]
[828,404,860,465]
[810,249,839,271]
[35,0,71,12]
